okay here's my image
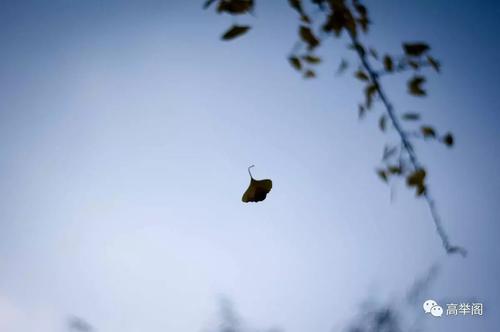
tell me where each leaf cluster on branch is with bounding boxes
[204,0,466,256]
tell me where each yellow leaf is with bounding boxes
[242,165,273,203]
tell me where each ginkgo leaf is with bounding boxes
[222,25,251,40]
[242,165,272,203]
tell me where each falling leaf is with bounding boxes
[242,165,272,203]
[408,76,426,96]
[369,48,378,60]
[221,25,251,40]
[402,42,430,56]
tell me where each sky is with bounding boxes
[0,0,499,331]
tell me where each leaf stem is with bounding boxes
[248,165,255,179]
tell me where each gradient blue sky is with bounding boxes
[0,1,499,331]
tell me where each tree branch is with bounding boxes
[348,30,466,257]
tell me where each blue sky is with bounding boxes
[0,1,499,331]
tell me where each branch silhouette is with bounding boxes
[204,0,466,256]
[346,29,466,257]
